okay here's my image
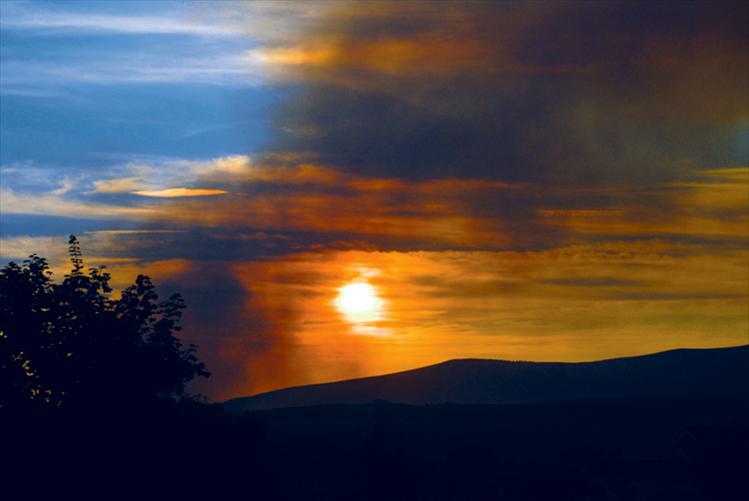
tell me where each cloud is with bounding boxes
[133,188,228,198]
[671,168,749,215]
[130,155,746,260]
[49,178,76,196]
[7,153,744,261]
[257,1,747,186]
[0,2,328,89]
[539,278,645,288]
[0,188,155,219]
[0,3,258,90]
[0,55,267,88]
[1,156,251,219]
[128,155,253,184]
[0,2,246,37]
[88,156,252,194]
[0,235,70,263]
[92,177,144,194]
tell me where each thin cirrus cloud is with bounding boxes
[0,1,323,89]
[0,52,266,88]
[0,5,251,89]
[0,2,245,37]
[0,1,326,41]
[0,188,156,219]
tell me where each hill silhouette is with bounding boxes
[224,345,749,412]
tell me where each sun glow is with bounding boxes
[335,281,383,324]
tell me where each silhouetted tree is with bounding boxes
[0,236,209,411]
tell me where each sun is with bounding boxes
[335,282,382,323]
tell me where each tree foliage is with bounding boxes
[0,236,209,411]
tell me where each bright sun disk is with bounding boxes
[335,282,381,323]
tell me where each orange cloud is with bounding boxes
[139,160,746,255]
[133,188,228,197]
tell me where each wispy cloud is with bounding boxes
[0,1,260,87]
[92,177,144,194]
[0,55,265,88]
[0,188,155,219]
[0,1,326,89]
[0,2,245,37]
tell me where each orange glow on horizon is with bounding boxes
[215,241,749,399]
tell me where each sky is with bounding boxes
[1,0,747,400]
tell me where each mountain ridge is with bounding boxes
[223,345,749,412]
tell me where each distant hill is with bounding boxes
[223,345,749,412]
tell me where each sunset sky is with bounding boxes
[1,1,747,400]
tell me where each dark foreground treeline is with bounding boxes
[3,394,747,500]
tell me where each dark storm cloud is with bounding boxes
[268,1,748,184]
